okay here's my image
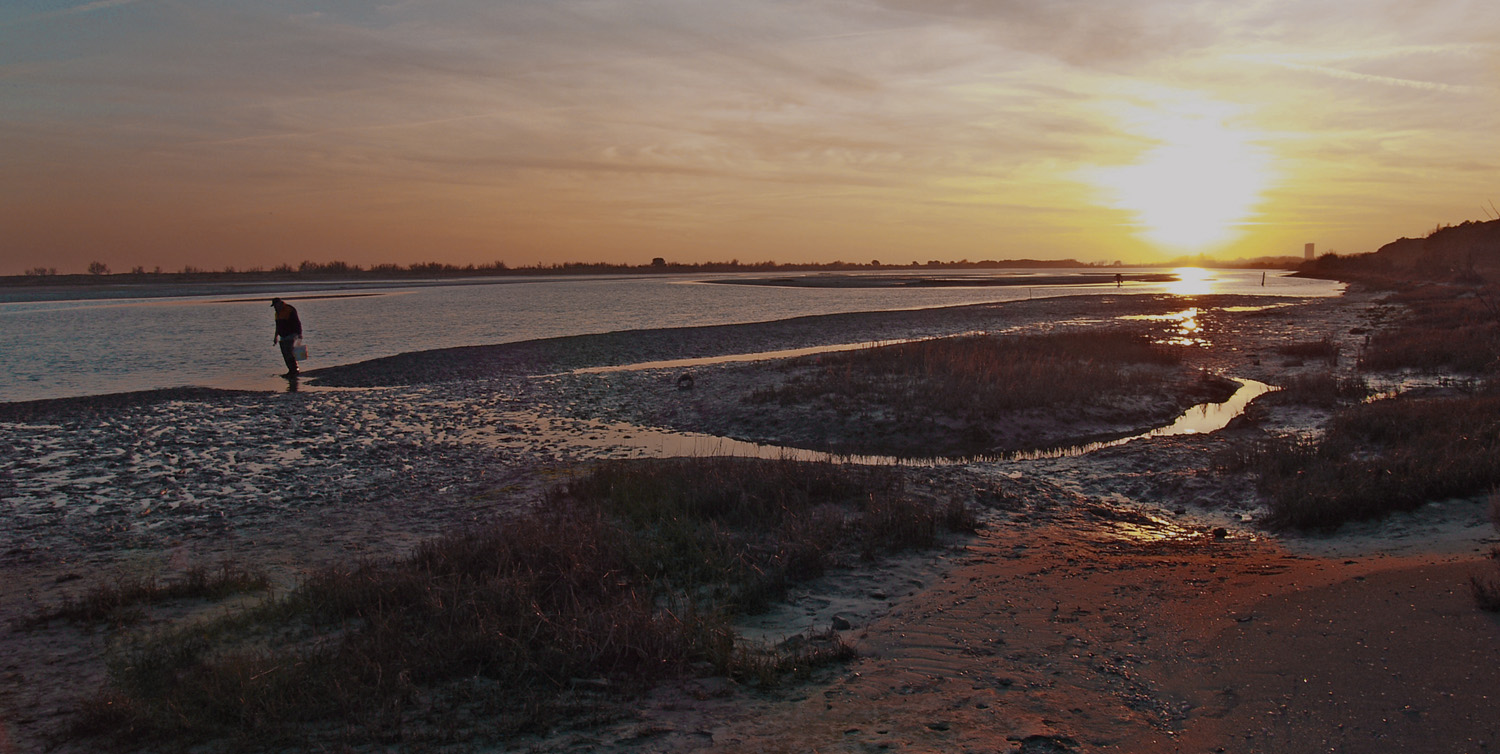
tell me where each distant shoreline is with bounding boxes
[0,258,1304,303]
[0,274,553,304]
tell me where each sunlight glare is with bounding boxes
[1091,98,1272,252]
[1119,305,1207,346]
[1167,267,1215,296]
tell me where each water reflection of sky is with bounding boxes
[2,269,1342,402]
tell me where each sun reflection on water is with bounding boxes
[1166,267,1215,296]
[1102,516,1200,544]
[1119,307,1207,347]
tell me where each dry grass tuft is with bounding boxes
[1359,285,1500,373]
[1277,337,1342,366]
[1236,391,1500,531]
[755,329,1182,418]
[24,562,269,628]
[1273,371,1371,407]
[75,457,974,749]
[742,329,1211,457]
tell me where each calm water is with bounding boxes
[0,269,1340,403]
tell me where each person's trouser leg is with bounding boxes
[279,339,298,375]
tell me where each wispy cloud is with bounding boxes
[1,0,1497,273]
[65,0,140,14]
[1255,58,1488,95]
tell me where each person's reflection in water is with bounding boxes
[285,374,299,393]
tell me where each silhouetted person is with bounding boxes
[271,298,302,378]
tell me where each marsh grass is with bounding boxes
[25,562,269,627]
[1273,371,1372,407]
[753,330,1182,419]
[1359,285,1500,373]
[1277,337,1341,366]
[80,457,974,749]
[1234,390,1500,530]
[557,457,975,609]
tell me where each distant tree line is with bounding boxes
[9,253,1308,286]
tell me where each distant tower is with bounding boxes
[1304,243,1315,261]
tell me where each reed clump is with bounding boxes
[1358,285,1500,373]
[25,562,269,627]
[755,330,1181,418]
[1272,371,1371,407]
[743,329,1205,457]
[1239,390,1500,531]
[78,457,973,749]
[1276,336,1342,366]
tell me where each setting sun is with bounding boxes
[1092,99,1273,252]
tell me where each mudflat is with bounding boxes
[2,287,1496,753]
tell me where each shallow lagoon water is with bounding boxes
[0,268,1338,403]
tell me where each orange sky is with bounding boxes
[2,1,1498,275]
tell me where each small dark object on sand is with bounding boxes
[676,373,695,390]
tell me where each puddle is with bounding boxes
[1117,309,1198,323]
[1119,308,1207,347]
[518,378,1277,466]
[1116,303,1292,347]
[1221,303,1293,313]
[562,333,996,376]
[566,341,905,376]
[963,377,1275,463]
[1361,373,1486,403]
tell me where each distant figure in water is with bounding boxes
[271,298,302,378]
[1115,273,1123,288]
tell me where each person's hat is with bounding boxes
[271,298,283,307]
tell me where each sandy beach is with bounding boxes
[3,286,1498,753]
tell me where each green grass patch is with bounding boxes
[78,458,974,750]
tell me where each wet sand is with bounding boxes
[3,288,1498,752]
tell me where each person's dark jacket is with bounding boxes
[275,304,302,339]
